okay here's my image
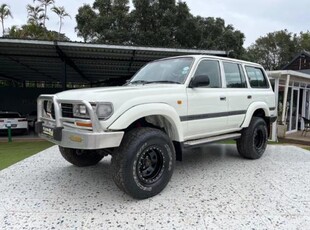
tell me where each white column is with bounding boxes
[301,88,307,130]
[282,74,290,124]
[271,78,279,141]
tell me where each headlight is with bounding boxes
[73,103,113,120]
[73,104,89,118]
[96,103,113,120]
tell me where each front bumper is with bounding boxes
[36,121,124,149]
[36,94,124,150]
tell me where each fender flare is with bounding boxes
[241,102,270,128]
[108,103,184,142]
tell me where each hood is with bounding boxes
[55,84,185,102]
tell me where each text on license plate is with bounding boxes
[42,126,54,137]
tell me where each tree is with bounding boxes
[74,0,245,56]
[247,30,298,70]
[7,24,69,41]
[93,0,130,44]
[27,4,45,26]
[51,6,71,35]
[75,0,131,44]
[130,0,157,46]
[193,17,245,57]
[33,0,55,27]
[298,31,310,52]
[0,4,13,36]
[75,4,97,42]
[174,2,201,48]
[130,0,182,47]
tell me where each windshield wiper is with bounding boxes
[146,80,181,84]
[129,80,150,85]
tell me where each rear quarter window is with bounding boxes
[245,66,269,88]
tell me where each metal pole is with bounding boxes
[8,127,12,143]
[63,61,67,90]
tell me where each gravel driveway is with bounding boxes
[1,144,310,229]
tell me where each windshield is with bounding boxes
[130,57,193,85]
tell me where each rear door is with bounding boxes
[222,61,252,129]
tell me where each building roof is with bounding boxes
[282,50,310,71]
[0,38,227,86]
[267,70,310,85]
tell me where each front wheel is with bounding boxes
[59,146,104,167]
[112,128,175,199]
[237,117,268,159]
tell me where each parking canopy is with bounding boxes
[0,38,227,87]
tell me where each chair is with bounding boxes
[301,117,310,136]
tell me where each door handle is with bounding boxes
[220,96,226,101]
[247,95,252,99]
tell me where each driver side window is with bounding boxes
[193,60,221,88]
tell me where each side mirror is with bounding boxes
[189,75,210,88]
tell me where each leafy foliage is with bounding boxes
[3,1,70,41]
[246,30,297,70]
[33,0,55,27]
[0,4,13,35]
[75,0,245,56]
[27,4,45,26]
[246,30,310,70]
[75,4,97,42]
[7,23,69,41]
[51,6,71,34]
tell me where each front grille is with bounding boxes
[61,103,73,118]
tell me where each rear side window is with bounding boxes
[193,60,221,88]
[245,66,269,88]
[223,62,247,88]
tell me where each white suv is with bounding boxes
[36,55,276,199]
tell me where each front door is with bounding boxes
[185,59,228,139]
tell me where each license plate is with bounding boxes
[11,124,17,128]
[42,126,54,138]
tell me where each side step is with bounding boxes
[184,133,241,148]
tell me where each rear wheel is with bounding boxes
[59,146,104,167]
[112,128,175,199]
[237,117,268,159]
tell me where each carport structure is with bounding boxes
[0,39,227,88]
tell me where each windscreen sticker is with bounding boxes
[182,66,190,75]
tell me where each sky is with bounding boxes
[2,0,310,47]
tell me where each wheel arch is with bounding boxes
[108,103,184,142]
[241,102,270,128]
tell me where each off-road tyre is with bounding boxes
[59,146,104,167]
[112,127,175,199]
[237,117,268,159]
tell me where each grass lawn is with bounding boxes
[0,141,54,170]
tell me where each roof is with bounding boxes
[0,39,227,86]
[267,70,310,85]
[282,50,310,71]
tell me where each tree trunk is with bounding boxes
[58,17,62,39]
[44,5,47,27]
[1,19,4,36]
